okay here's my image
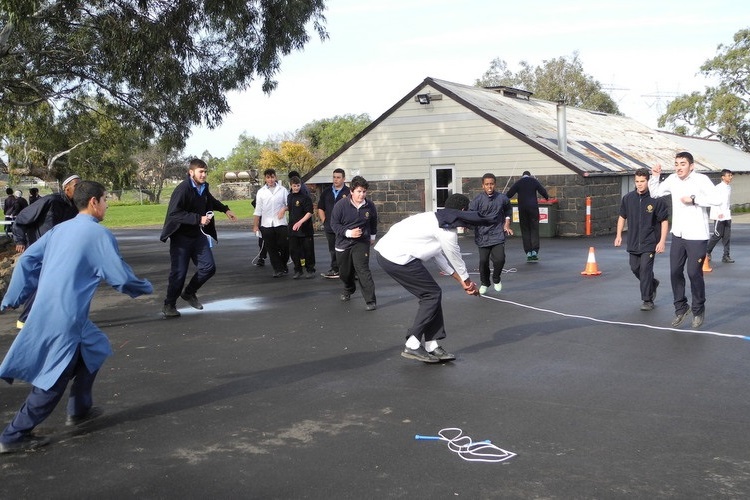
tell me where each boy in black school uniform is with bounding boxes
[614,167,669,311]
[284,176,316,279]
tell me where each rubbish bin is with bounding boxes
[510,199,521,234]
[538,198,558,237]
[510,198,559,238]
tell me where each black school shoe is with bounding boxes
[181,292,203,310]
[0,435,50,454]
[429,346,456,361]
[692,314,704,329]
[401,346,440,363]
[671,311,689,327]
[162,304,181,318]
[66,406,104,427]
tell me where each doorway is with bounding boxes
[431,165,456,209]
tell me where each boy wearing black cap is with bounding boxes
[374,194,497,363]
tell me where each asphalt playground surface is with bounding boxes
[2,219,750,499]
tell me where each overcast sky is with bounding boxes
[185,0,750,159]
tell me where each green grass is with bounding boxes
[102,202,254,228]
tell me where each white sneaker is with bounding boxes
[479,285,488,295]
[493,281,502,292]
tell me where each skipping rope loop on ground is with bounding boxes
[480,295,750,341]
[437,428,517,463]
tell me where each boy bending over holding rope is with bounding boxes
[374,194,499,363]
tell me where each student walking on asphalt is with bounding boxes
[706,168,735,264]
[252,168,289,278]
[161,159,237,318]
[330,175,378,311]
[317,168,350,279]
[614,168,669,312]
[469,173,513,295]
[283,176,316,279]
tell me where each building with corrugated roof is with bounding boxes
[305,77,750,236]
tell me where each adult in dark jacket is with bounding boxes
[160,159,237,318]
[11,175,80,328]
[317,168,351,278]
[3,187,15,214]
[3,187,15,235]
[12,176,80,252]
[506,171,550,261]
[10,191,28,218]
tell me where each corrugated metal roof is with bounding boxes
[429,77,738,175]
[658,131,750,172]
[304,77,749,182]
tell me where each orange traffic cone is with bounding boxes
[581,246,602,276]
[702,254,712,273]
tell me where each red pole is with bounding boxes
[585,196,592,236]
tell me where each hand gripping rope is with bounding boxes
[200,211,216,247]
[251,229,266,265]
[415,428,517,463]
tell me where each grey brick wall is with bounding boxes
[462,174,623,237]
[367,179,426,230]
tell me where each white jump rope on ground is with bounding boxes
[479,293,750,341]
[415,428,517,463]
[415,274,744,464]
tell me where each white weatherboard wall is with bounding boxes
[308,85,570,210]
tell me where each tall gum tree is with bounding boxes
[659,28,750,152]
[0,0,329,166]
[476,52,621,114]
